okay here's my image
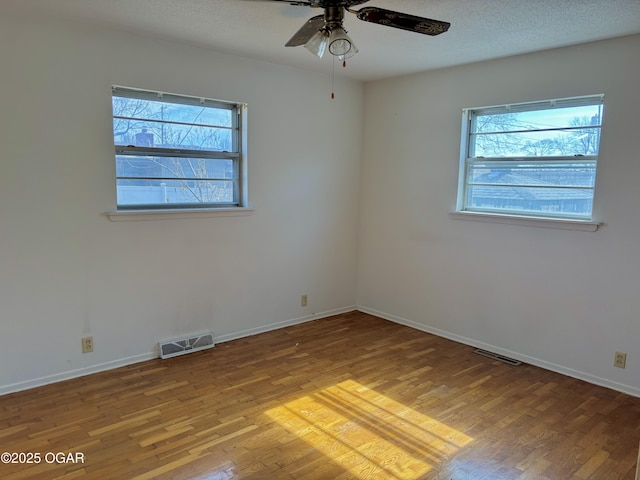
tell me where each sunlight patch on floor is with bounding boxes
[265,379,473,479]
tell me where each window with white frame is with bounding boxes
[456,95,604,221]
[111,86,247,210]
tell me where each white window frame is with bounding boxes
[454,95,604,230]
[109,86,248,216]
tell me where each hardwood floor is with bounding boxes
[1,311,639,479]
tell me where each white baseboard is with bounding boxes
[0,305,357,397]
[214,306,356,344]
[357,305,640,398]
[0,352,158,397]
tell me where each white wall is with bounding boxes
[0,11,363,393]
[357,35,640,396]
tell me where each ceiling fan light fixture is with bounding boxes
[338,41,358,61]
[304,29,330,58]
[328,27,355,57]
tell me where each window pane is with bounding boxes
[467,161,596,188]
[112,96,232,127]
[466,185,594,218]
[473,105,602,133]
[116,156,235,180]
[471,104,602,157]
[471,128,601,157]
[113,119,233,151]
[117,179,235,206]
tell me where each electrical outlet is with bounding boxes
[301,294,308,307]
[82,336,94,353]
[614,351,626,369]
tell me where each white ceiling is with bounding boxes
[3,0,640,81]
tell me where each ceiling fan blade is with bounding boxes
[285,15,325,46]
[355,7,450,36]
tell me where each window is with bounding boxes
[456,95,603,221]
[112,86,247,210]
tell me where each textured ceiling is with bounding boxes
[2,0,639,81]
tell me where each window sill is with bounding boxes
[106,207,255,222]
[449,211,600,231]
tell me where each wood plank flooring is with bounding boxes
[1,311,639,479]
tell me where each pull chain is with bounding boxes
[331,55,335,100]
[331,56,349,99]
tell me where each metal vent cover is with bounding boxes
[159,331,214,359]
[473,348,522,366]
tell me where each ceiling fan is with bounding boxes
[249,0,450,59]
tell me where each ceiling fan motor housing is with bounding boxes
[323,6,344,30]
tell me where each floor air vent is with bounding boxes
[473,348,522,366]
[159,331,214,359]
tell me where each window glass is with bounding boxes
[457,96,603,220]
[111,87,245,209]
